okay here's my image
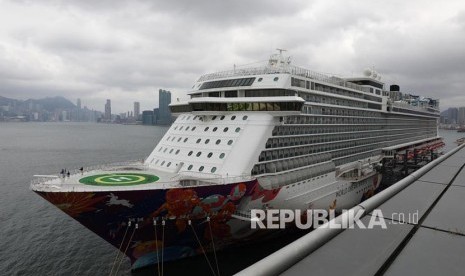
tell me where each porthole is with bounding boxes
[207,152,213,158]
[188,165,193,170]
[196,152,202,157]
[192,126,196,131]
[171,137,175,141]
[163,148,167,153]
[212,116,217,120]
[231,115,236,120]
[155,159,159,164]
[216,139,221,145]
[158,147,162,152]
[167,162,171,167]
[199,166,204,172]
[177,137,182,142]
[219,153,225,159]
[166,136,170,141]
[204,127,209,131]
[186,126,190,131]
[196,138,201,144]
[235,127,241,133]
[169,149,174,154]
[179,126,183,130]
[243,116,248,120]
[220,116,225,120]
[161,161,165,166]
[174,126,178,130]
[223,127,229,132]
[227,140,233,145]
[213,127,218,132]
[258,77,263,82]
[205,139,210,144]
[274,77,279,81]
[184,138,188,143]
[211,167,217,173]
[188,151,193,156]
[175,149,180,155]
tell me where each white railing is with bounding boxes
[197,64,368,93]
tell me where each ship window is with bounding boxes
[177,137,182,142]
[166,136,170,141]
[204,127,209,131]
[169,149,174,154]
[175,149,180,155]
[231,115,236,120]
[207,152,213,158]
[235,127,241,133]
[213,127,218,132]
[188,151,193,156]
[179,126,183,130]
[196,138,201,143]
[163,148,167,153]
[184,138,188,143]
[174,126,178,130]
[224,127,229,132]
[274,77,279,81]
[228,140,233,145]
[196,152,202,157]
[158,147,162,152]
[211,167,217,173]
[167,162,171,167]
[258,77,263,82]
[186,126,190,131]
[212,116,217,120]
[243,116,248,120]
[216,139,221,145]
[219,153,225,159]
[192,126,196,131]
[205,139,210,144]
[220,116,225,120]
[199,166,205,172]
[161,161,165,166]
[155,159,159,164]
[188,165,193,170]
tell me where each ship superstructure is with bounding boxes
[31,51,442,270]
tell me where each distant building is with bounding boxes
[134,102,140,121]
[104,99,111,122]
[142,110,154,125]
[77,98,81,109]
[459,107,465,126]
[157,89,172,125]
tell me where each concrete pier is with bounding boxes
[236,144,465,276]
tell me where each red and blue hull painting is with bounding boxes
[35,180,282,270]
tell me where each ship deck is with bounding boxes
[31,161,250,193]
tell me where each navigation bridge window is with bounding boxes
[199,77,255,90]
[184,101,304,112]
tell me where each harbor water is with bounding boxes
[0,122,461,275]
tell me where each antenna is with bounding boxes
[276,48,287,55]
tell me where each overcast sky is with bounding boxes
[1,0,464,113]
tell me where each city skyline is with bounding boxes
[0,1,464,113]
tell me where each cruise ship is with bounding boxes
[31,51,443,270]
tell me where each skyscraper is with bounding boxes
[459,107,465,126]
[105,99,111,122]
[157,89,172,125]
[134,102,140,120]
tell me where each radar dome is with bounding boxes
[363,69,372,77]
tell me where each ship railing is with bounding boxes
[197,65,368,93]
[30,160,149,189]
[176,172,253,187]
[391,101,440,114]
